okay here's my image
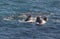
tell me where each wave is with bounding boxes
[3,17,14,21]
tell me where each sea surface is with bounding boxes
[0,0,60,39]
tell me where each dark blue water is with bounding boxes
[0,0,60,39]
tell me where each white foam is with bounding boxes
[18,14,27,18]
[3,17,14,21]
[18,17,36,23]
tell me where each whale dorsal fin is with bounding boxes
[43,17,48,21]
[36,16,42,23]
[25,15,31,21]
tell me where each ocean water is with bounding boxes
[0,0,60,39]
